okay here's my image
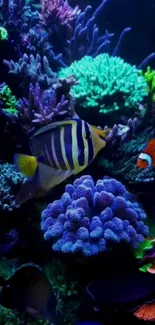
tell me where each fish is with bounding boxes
[0,263,57,323]
[86,269,155,313]
[14,118,109,205]
[137,139,155,168]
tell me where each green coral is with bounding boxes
[59,53,148,114]
[133,239,155,273]
[139,263,153,273]
[0,27,8,40]
[133,238,155,259]
[0,85,18,116]
[45,259,81,325]
[142,66,155,102]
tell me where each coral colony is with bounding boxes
[41,176,148,256]
[0,0,155,324]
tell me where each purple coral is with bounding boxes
[104,117,140,146]
[17,77,77,132]
[40,0,81,27]
[41,175,149,257]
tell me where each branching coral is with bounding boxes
[40,0,80,27]
[59,54,148,118]
[4,53,57,91]
[0,84,18,116]
[105,117,139,146]
[16,77,77,132]
[41,175,148,257]
[62,1,114,64]
[0,163,25,213]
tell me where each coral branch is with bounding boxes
[40,0,81,26]
[17,77,77,131]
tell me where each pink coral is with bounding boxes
[40,0,81,26]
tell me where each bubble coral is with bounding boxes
[41,175,148,257]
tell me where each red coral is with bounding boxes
[40,0,81,26]
[134,303,155,321]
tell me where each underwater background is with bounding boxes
[1,0,155,324]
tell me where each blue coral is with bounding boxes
[0,163,25,213]
[41,175,148,257]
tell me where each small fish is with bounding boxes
[0,263,57,324]
[137,139,155,168]
[14,119,109,205]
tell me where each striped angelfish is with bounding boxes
[14,119,109,206]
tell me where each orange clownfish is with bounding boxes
[137,139,155,168]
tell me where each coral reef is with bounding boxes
[41,175,148,256]
[0,163,25,213]
[59,54,148,118]
[0,0,155,323]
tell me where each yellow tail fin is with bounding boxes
[91,125,111,139]
[14,154,38,179]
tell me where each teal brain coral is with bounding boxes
[59,54,148,114]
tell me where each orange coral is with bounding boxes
[134,303,155,321]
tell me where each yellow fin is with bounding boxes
[91,125,111,138]
[14,153,38,178]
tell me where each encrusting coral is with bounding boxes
[41,175,148,257]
